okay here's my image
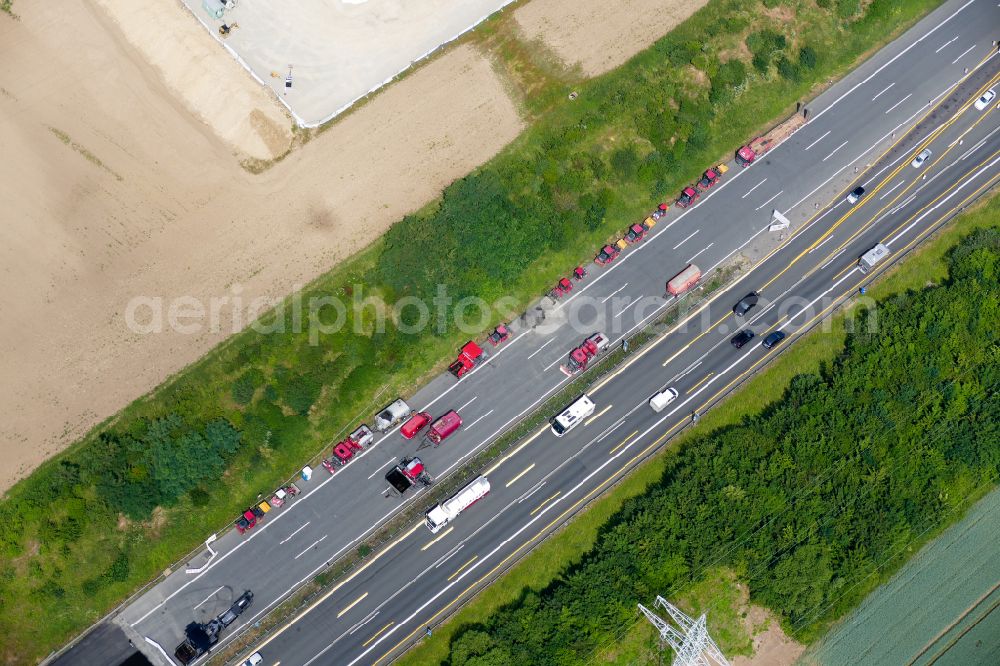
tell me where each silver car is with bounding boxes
[911,148,931,168]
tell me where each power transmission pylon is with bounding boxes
[638,596,730,666]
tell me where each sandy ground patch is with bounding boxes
[0,0,522,493]
[515,0,709,76]
[91,0,292,160]
[734,605,806,666]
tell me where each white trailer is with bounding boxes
[858,243,891,274]
[425,476,490,533]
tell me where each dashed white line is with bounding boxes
[279,522,311,545]
[527,338,556,359]
[755,190,784,211]
[820,247,850,271]
[456,396,478,411]
[294,535,327,560]
[613,299,639,319]
[672,229,700,249]
[871,82,896,101]
[951,44,976,64]
[465,410,494,431]
[193,586,225,611]
[742,178,768,198]
[687,243,713,264]
[601,283,629,303]
[822,140,849,162]
[884,93,912,115]
[879,180,907,200]
[804,130,832,150]
[934,35,958,53]
[367,459,396,480]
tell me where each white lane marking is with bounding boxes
[517,481,546,504]
[367,459,396,480]
[668,360,702,385]
[952,44,976,64]
[433,544,465,569]
[673,229,700,249]
[544,354,565,372]
[456,396,478,411]
[934,35,959,53]
[614,299,639,319]
[193,586,225,611]
[526,338,555,359]
[879,180,907,200]
[890,193,917,215]
[871,83,896,101]
[742,178,768,198]
[601,283,629,303]
[807,234,836,254]
[279,522,311,545]
[465,410,494,431]
[755,190,784,211]
[822,140,849,162]
[349,610,380,635]
[295,535,328,560]
[687,243,713,264]
[820,247,849,271]
[779,270,860,331]
[886,153,1000,247]
[804,130,832,150]
[884,93,912,115]
[810,0,976,122]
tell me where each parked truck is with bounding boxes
[427,410,462,445]
[425,476,490,533]
[174,591,253,664]
[736,114,807,166]
[449,341,487,379]
[385,456,432,496]
[560,332,611,376]
[667,264,701,296]
[858,243,891,273]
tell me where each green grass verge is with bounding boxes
[395,193,1000,665]
[0,0,949,661]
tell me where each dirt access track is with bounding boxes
[0,0,707,493]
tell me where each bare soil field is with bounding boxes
[0,0,696,493]
[0,0,522,493]
[514,0,710,76]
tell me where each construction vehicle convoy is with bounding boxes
[385,456,432,496]
[696,165,727,190]
[427,410,463,445]
[425,476,490,533]
[174,591,254,664]
[676,186,700,208]
[449,341,488,379]
[561,332,611,376]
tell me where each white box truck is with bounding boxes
[858,243,891,274]
[425,476,490,533]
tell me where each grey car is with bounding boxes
[733,292,759,317]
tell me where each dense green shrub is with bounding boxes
[777,55,801,81]
[231,369,264,405]
[799,45,819,70]
[444,228,1000,664]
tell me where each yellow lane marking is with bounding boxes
[447,555,479,582]
[505,463,536,488]
[248,521,422,653]
[686,372,714,394]
[484,426,546,476]
[585,404,613,425]
[363,622,395,648]
[420,527,454,551]
[609,430,639,455]
[530,491,561,517]
[337,592,369,619]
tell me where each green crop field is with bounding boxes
[0,0,948,661]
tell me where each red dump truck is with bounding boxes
[560,332,611,376]
[667,264,701,296]
[736,114,807,166]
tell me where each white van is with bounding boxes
[550,394,595,437]
[649,388,679,413]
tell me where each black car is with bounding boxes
[730,329,754,349]
[762,331,786,349]
[733,292,759,317]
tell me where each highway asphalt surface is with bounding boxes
[242,40,1000,666]
[50,1,1000,664]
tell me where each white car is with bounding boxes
[974,88,996,111]
[243,654,263,666]
[846,186,865,205]
[911,148,931,168]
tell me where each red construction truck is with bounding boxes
[560,332,611,376]
[736,114,807,166]
[667,264,701,296]
[385,456,432,496]
[676,186,700,208]
[428,410,462,445]
[449,341,487,379]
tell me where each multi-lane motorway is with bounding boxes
[52,1,1000,664]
